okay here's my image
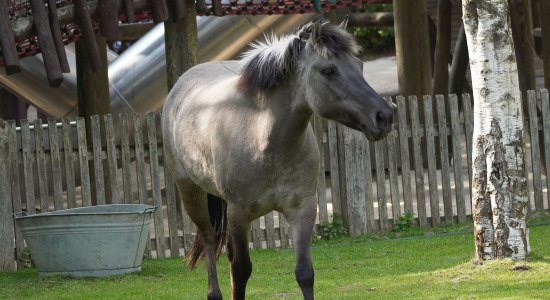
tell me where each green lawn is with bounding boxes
[2,223,550,299]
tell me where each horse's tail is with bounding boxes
[186,193,228,269]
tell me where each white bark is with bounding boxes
[462,0,529,260]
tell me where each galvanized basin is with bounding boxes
[14,204,156,277]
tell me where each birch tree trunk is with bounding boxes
[462,0,530,260]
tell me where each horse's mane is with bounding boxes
[237,21,359,93]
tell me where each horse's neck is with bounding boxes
[255,82,313,152]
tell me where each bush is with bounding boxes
[315,213,348,241]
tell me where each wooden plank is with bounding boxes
[0,118,16,271]
[374,140,389,231]
[21,120,36,214]
[104,114,121,204]
[76,118,92,207]
[449,94,466,222]
[264,211,276,249]
[327,121,342,215]
[8,121,24,267]
[363,139,376,232]
[120,114,133,204]
[90,115,106,205]
[313,116,328,224]
[436,95,454,223]
[409,96,427,227]
[461,94,474,199]
[423,96,440,226]
[133,114,147,205]
[541,89,550,209]
[386,130,401,224]
[48,119,63,210]
[396,96,413,214]
[62,118,77,208]
[342,126,367,235]
[33,119,49,213]
[147,112,166,258]
[527,90,544,211]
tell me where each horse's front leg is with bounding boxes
[226,206,253,300]
[285,196,317,300]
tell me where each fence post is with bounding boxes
[0,118,16,271]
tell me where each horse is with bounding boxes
[161,18,394,300]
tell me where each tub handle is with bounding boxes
[141,206,158,215]
[13,211,29,218]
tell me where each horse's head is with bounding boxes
[298,19,394,141]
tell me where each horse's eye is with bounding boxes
[321,67,337,78]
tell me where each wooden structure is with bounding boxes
[2,90,550,270]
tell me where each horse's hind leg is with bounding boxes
[285,197,317,300]
[226,205,252,300]
[176,180,223,300]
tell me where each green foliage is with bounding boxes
[18,248,34,269]
[393,211,415,232]
[314,213,348,242]
[352,3,395,54]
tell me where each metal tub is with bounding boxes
[14,204,156,277]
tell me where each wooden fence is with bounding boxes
[2,91,550,270]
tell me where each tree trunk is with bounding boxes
[463,0,529,260]
[433,0,453,97]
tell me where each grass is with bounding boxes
[2,222,550,299]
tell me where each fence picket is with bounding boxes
[21,120,36,214]
[396,96,413,214]
[342,126,367,235]
[314,116,328,224]
[62,119,77,208]
[0,119,15,271]
[449,94,466,222]
[119,114,133,204]
[409,96,427,226]
[436,95,454,223]
[104,115,121,204]
[47,119,64,210]
[133,114,147,205]
[363,138,375,232]
[541,89,550,208]
[147,113,166,258]
[76,118,92,207]
[33,119,49,212]
[7,121,24,268]
[252,218,262,249]
[386,130,401,224]
[374,140,389,231]
[162,141,181,256]
[264,211,276,249]
[423,96,440,226]
[528,90,544,211]
[90,115,106,205]
[327,121,342,216]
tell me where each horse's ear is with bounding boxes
[338,16,349,30]
[309,21,323,44]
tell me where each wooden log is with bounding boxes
[147,113,166,258]
[211,0,223,16]
[28,0,63,87]
[348,12,394,27]
[172,0,187,21]
[409,96,427,227]
[436,95,453,223]
[74,0,102,72]
[0,118,16,271]
[0,0,20,75]
[48,119,64,210]
[423,96,440,226]
[396,96,413,214]
[33,119,49,212]
[62,119,77,208]
[76,117,92,207]
[151,0,168,23]
[98,0,120,41]
[527,90,544,211]
[124,0,136,23]
[47,0,70,73]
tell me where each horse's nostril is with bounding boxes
[376,111,387,126]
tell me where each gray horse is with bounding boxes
[162,18,394,300]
